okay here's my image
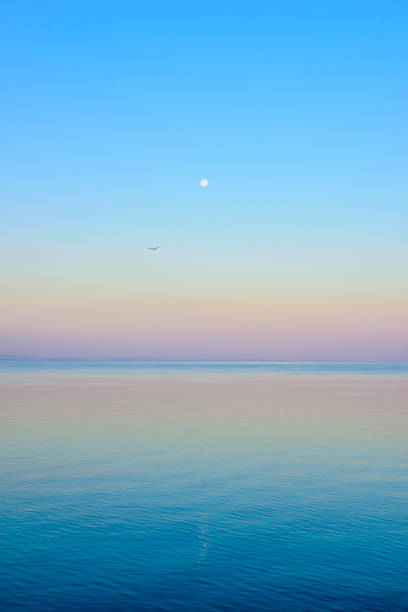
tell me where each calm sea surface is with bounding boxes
[1,362,408,611]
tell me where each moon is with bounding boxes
[200,179,208,187]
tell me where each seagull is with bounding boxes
[148,246,160,251]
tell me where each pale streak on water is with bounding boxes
[1,362,408,611]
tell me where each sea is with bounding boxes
[1,361,408,611]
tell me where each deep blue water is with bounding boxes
[1,362,408,610]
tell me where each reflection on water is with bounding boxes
[1,362,408,610]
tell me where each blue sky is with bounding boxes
[1,1,407,358]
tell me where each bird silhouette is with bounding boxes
[148,246,160,251]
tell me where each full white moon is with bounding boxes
[200,179,208,187]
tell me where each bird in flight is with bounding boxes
[148,246,160,251]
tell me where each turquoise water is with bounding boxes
[1,362,408,610]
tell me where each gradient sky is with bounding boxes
[1,0,407,360]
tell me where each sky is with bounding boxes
[1,0,407,360]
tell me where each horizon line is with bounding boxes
[1,356,408,364]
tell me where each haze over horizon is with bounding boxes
[1,1,407,361]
